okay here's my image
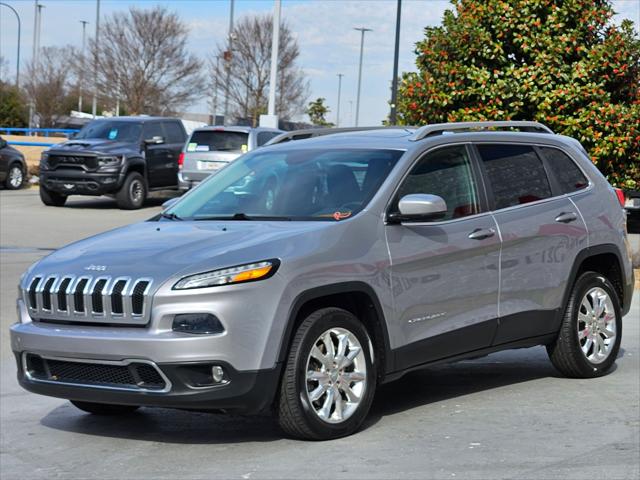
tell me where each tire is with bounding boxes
[116,172,146,210]
[277,307,377,440]
[39,186,67,206]
[547,271,622,378]
[70,400,140,415]
[5,163,25,189]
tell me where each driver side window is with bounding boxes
[395,145,480,221]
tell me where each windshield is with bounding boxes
[75,120,142,142]
[167,148,404,221]
[187,130,249,153]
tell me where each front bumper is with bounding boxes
[15,352,280,413]
[40,169,124,195]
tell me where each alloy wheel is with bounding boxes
[577,287,617,364]
[305,327,367,424]
[8,165,23,188]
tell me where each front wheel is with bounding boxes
[277,307,376,440]
[39,186,67,206]
[70,400,139,415]
[116,172,146,209]
[547,271,622,378]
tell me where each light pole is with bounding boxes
[78,20,88,112]
[0,2,21,87]
[336,73,344,127]
[29,1,43,130]
[212,55,220,124]
[91,0,101,118]
[353,27,372,127]
[389,0,402,125]
[261,0,281,128]
[223,0,235,126]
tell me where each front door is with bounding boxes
[142,122,172,188]
[386,144,501,370]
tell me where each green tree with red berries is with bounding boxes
[397,0,639,189]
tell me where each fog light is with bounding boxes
[172,313,224,334]
[211,365,225,383]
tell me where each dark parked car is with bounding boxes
[0,136,27,190]
[39,117,187,209]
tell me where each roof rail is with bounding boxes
[266,126,413,146]
[409,121,553,141]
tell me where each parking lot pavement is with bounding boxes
[1,188,639,480]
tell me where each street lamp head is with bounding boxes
[354,27,373,33]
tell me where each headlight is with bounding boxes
[173,260,279,290]
[40,152,49,170]
[97,155,123,168]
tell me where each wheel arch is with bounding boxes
[123,157,146,180]
[564,244,629,316]
[277,282,394,381]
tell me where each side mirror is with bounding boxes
[162,197,180,210]
[144,136,165,145]
[389,194,448,223]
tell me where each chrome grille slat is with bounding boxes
[23,274,152,325]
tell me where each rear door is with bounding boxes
[386,144,501,370]
[161,120,187,187]
[142,121,172,188]
[474,143,588,344]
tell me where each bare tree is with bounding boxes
[24,46,74,127]
[90,6,205,115]
[211,13,309,125]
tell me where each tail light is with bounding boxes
[178,152,185,170]
[614,188,625,208]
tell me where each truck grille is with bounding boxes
[24,353,169,392]
[47,154,98,170]
[24,275,153,326]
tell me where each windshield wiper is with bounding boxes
[160,211,183,221]
[193,213,291,221]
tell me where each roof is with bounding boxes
[87,116,182,123]
[192,125,282,133]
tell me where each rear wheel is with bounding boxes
[5,163,25,189]
[70,400,139,415]
[116,172,146,209]
[547,271,622,378]
[277,307,376,440]
[39,186,67,206]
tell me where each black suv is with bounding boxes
[39,117,187,209]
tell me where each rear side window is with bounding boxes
[257,131,280,146]
[538,147,589,193]
[188,130,249,153]
[142,122,164,141]
[394,145,480,220]
[162,121,185,144]
[477,144,552,210]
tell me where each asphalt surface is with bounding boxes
[1,188,639,480]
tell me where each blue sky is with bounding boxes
[1,0,639,125]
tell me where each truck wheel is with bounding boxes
[71,400,139,415]
[116,172,146,209]
[39,186,67,206]
[5,163,25,189]
[277,307,377,440]
[547,271,622,378]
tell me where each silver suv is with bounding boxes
[11,121,634,440]
[178,126,282,191]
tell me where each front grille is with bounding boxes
[24,354,167,391]
[48,154,98,170]
[24,275,153,326]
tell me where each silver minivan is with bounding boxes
[178,126,282,191]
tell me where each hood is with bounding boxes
[49,139,137,155]
[26,220,335,289]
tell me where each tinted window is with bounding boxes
[75,120,142,142]
[162,121,185,144]
[167,149,404,221]
[478,144,552,209]
[394,145,479,220]
[188,130,249,153]
[257,131,279,146]
[142,122,164,141]
[539,147,588,193]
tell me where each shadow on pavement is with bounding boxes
[63,191,179,210]
[39,347,570,444]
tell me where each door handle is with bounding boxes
[555,212,578,223]
[468,228,495,240]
